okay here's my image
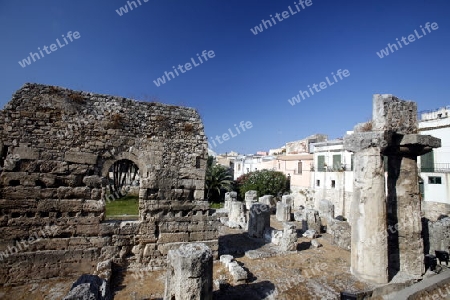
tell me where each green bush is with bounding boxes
[238,170,288,199]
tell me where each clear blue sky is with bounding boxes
[1,0,449,154]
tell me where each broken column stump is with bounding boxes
[164,243,213,300]
[248,203,270,238]
[245,190,258,209]
[276,202,292,222]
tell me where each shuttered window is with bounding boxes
[333,154,341,169]
[318,155,325,172]
[421,151,434,172]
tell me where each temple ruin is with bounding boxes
[0,83,218,285]
[1,86,449,298]
[344,94,441,283]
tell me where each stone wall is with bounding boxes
[0,83,217,285]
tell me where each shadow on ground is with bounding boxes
[213,280,276,300]
[219,232,268,258]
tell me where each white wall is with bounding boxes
[421,173,450,204]
[419,115,450,204]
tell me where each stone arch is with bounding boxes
[0,83,217,285]
[101,151,146,179]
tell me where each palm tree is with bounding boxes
[205,164,233,201]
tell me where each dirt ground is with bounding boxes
[113,216,374,300]
[0,276,78,300]
[0,216,374,300]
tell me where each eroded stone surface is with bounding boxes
[164,243,213,300]
[344,94,441,284]
[0,83,218,285]
[276,202,291,222]
[248,203,270,239]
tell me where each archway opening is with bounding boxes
[105,159,140,220]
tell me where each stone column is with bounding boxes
[245,190,257,209]
[280,223,297,251]
[229,201,246,228]
[164,243,213,300]
[276,202,291,222]
[344,94,441,284]
[393,155,424,278]
[282,195,293,208]
[351,146,388,284]
[224,191,237,211]
[248,203,270,238]
[305,209,321,233]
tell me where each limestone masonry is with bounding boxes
[0,83,218,285]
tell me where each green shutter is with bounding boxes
[333,154,341,169]
[318,155,325,172]
[421,151,434,172]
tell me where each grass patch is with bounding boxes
[105,194,139,218]
[210,202,224,209]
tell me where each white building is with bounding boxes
[310,139,354,219]
[233,154,266,179]
[418,106,450,204]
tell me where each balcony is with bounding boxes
[420,163,450,173]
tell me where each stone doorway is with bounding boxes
[104,158,141,221]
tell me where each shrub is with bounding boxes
[68,93,85,104]
[184,123,194,133]
[108,113,124,129]
[238,169,288,199]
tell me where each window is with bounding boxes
[195,156,201,169]
[333,154,341,170]
[238,164,241,171]
[428,176,442,184]
[421,151,435,172]
[316,180,320,187]
[331,180,336,188]
[351,154,354,171]
[246,168,249,173]
[297,162,302,175]
[317,155,325,172]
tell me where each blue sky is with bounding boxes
[1,0,449,154]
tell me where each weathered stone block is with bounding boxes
[39,160,68,174]
[164,243,213,300]
[12,147,39,160]
[248,203,270,239]
[280,223,297,251]
[189,231,219,242]
[276,202,291,222]
[328,219,351,250]
[319,199,334,226]
[64,152,98,165]
[157,232,189,244]
[372,94,418,134]
[82,175,104,188]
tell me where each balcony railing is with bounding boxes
[316,164,353,172]
[420,163,450,173]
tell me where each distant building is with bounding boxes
[269,146,286,156]
[216,151,238,167]
[418,106,450,204]
[309,139,354,219]
[233,154,265,179]
[233,136,318,206]
[285,134,327,155]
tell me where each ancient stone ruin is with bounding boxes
[164,243,213,300]
[344,94,441,284]
[0,83,219,285]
